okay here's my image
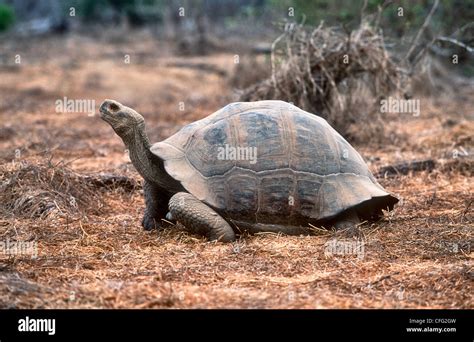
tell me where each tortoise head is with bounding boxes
[99,99,145,141]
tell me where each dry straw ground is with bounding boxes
[0,29,472,308]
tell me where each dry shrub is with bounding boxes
[409,55,469,97]
[330,76,387,143]
[0,160,105,219]
[239,21,404,142]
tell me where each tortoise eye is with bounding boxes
[108,103,120,112]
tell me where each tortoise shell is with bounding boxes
[151,100,398,225]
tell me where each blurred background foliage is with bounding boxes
[270,0,473,35]
[0,0,472,34]
[0,0,472,76]
[0,3,15,31]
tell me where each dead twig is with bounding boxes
[405,0,440,62]
[434,37,474,54]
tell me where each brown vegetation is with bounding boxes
[238,21,403,143]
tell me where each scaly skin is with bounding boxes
[168,192,236,242]
[142,180,174,230]
[99,100,183,231]
[333,208,361,236]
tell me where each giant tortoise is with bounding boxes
[99,99,398,242]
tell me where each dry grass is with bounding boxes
[0,160,105,219]
[0,32,472,309]
[1,168,472,308]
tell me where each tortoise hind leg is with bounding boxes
[334,208,360,234]
[168,192,236,242]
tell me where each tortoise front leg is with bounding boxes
[168,192,236,242]
[142,180,173,230]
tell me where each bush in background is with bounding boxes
[0,4,15,32]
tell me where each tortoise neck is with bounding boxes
[126,123,183,192]
[127,124,162,185]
